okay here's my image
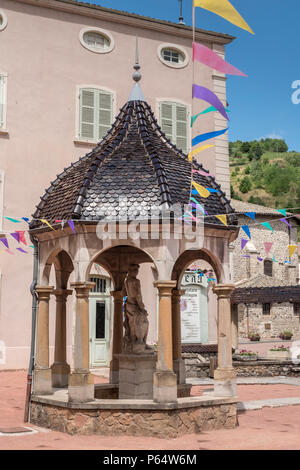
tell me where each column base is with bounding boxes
[173,358,186,385]
[33,368,53,395]
[214,368,237,397]
[68,372,94,403]
[51,362,70,388]
[153,371,177,404]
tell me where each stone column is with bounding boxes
[109,290,124,384]
[34,286,54,395]
[213,284,237,397]
[231,303,239,350]
[172,289,186,384]
[153,281,177,403]
[51,289,72,387]
[68,282,95,403]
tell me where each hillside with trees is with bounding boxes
[229,138,300,209]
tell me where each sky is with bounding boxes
[76,0,300,151]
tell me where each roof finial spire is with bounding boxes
[128,35,146,102]
[133,36,141,83]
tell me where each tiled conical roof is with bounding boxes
[31,99,237,229]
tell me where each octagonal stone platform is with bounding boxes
[30,389,237,438]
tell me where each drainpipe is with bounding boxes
[24,233,38,423]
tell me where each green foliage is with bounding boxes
[244,166,251,175]
[239,176,252,194]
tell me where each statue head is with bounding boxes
[128,264,140,278]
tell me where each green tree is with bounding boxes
[239,176,252,194]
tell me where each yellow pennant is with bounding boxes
[288,245,297,258]
[40,219,55,231]
[216,214,228,226]
[188,144,215,162]
[192,181,211,198]
[193,0,254,35]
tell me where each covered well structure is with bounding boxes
[28,59,239,436]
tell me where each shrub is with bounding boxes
[239,176,252,193]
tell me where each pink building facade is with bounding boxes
[0,0,233,369]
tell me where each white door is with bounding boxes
[89,276,111,367]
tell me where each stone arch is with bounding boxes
[171,248,224,288]
[41,248,74,288]
[85,244,159,290]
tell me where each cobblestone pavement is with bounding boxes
[0,371,300,450]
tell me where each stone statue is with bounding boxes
[122,264,152,354]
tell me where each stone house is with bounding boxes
[229,199,300,341]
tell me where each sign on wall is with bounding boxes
[181,272,209,344]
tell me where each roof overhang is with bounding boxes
[12,0,235,45]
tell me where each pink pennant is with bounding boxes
[192,169,215,177]
[193,42,246,77]
[264,242,273,256]
[5,249,14,255]
[16,231,27,245]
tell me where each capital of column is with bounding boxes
[35,286,54,301]
[213,284,235,299]
[70,282,95,298]
[110,290,124,302]
[153,281,177,297]
[53,289,73,301]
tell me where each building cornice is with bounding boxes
[12,0,235,45]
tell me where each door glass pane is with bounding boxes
[95,302,105,339]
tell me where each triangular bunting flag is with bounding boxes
[16,231,27,245]
[193,0,254,35]
[193,42,246,76]
[280,218,292,228]
[11,232,20,243]
[261,222,273,232]
[5,217,21,223]
[272,255,278,263]
[68,220,76,234]
[192,128,229,147]
[192,84,229,120]
[188,144,214,161]
[16,247,28,254]
[241,225,251,239]
[278,209,287,217]
[257,257,263,262]
[216,214,227,226]
[241,238,248,250]
[40,219,55,231]
[288,245,297,258]
[5,249,14,255]
[244,212,256,221]
[264,242,273,255]
[0,237,9,249]
[192,181,211,198]
[22,217,30,224]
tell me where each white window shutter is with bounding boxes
[98,91,112,140]
[175,104,188,154]
[160,102,173,140]
[0,76,5,128]
[160,101,188,153]
[80,88,96,140]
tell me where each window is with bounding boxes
[293,303,300,316]
[0,74,7,129]
[79,88,113,142]
[158,43,189,69]
[159,101,189,154]
[90,276,107,294]
[264,259,273,277]
[263,303,271,315]
[79,27,114,54]
[0,10,7,32]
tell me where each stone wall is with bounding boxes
[184,357,300,378]
[30,402,237,438]
[237,302,300,339]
